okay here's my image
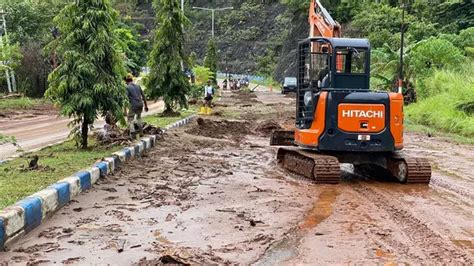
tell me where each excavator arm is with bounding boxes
[309,0,341,38]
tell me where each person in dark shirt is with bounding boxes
[125,74,148,138]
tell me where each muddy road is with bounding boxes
[1,89,473,265]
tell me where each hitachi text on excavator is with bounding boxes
[271,0,432,184]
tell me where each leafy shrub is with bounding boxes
[406,62,474,137]
[190,65,214,99]
[410,38,464,78]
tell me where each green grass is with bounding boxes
[406,61,474,139]
[143,106,197,128]
[0,139,117,209]
[252,78,281,91]
[0,96,45,110]
[0,107,197,209]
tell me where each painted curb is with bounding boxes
[0,115,195,251]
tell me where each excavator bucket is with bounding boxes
[270,130,295,146]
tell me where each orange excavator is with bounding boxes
[270,0,431,184]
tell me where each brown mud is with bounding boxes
[1,89,472,264]
[0,103,57,120]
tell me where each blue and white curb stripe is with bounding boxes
[164,115,196,132]
[0,115,196,251]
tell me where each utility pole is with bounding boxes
[398,2,406,94]
[192,6,233,38]
[180,0,185,71]
[0,9,16,93]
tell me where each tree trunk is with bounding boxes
[164,102,173,113]
[81,120,89,149]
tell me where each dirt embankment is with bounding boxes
[0,102,57,120]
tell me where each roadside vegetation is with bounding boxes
[0,0,204,209]
[0,96,45,110]
[0,111,196,209]
[406,62,474,138]
[281,0,473,138]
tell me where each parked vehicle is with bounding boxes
[281,77,297,94]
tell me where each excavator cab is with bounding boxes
[298,38,372,130]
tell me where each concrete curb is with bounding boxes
[0,115,196,251]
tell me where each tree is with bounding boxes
[257,48,276,78]
[46,0,127,149]
[0,0,65,96]
[204,38,218,84]
[188,51,197,68]
[114,26,147,76]
[0,37,21,73]
[145,0,190,113]
[352,3,436,49]
[190,65,213,99]
[371,43,416,90]
[409,38,464,78]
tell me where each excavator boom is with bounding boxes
[309,0,341,38]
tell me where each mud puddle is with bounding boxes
[255,187,340,265]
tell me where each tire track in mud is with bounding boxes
[430,175,474,200]
[352,184,474,264]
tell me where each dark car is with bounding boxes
[241,77,249,87]
[281,77,297,94]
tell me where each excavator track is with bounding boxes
[277,148,340,184]
[388,155,432,184]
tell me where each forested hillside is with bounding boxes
[119,0,474,137]
[0,0,473,136]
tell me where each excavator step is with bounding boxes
[277,148,340,184]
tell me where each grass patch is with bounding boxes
[0,139,117,209]
[0,107,197,209]
[406,61,474,139]
[143,106,197,128]
[252,78,281,91]
[0,97,45,110]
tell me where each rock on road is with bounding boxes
[0,89,473,265]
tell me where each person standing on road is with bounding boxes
[125,74,148,138]
[204,80,214,107]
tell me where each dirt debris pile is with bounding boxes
[186,117,250,141]
[255,120,283,135]
[230,90,258,102]
[94,123,163,146]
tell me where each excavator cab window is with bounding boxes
[332,46,370,90]
[335,48,367,74]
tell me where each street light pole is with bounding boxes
[211,9,215,38]
[192,6,233,38]
[398,2,406,94]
